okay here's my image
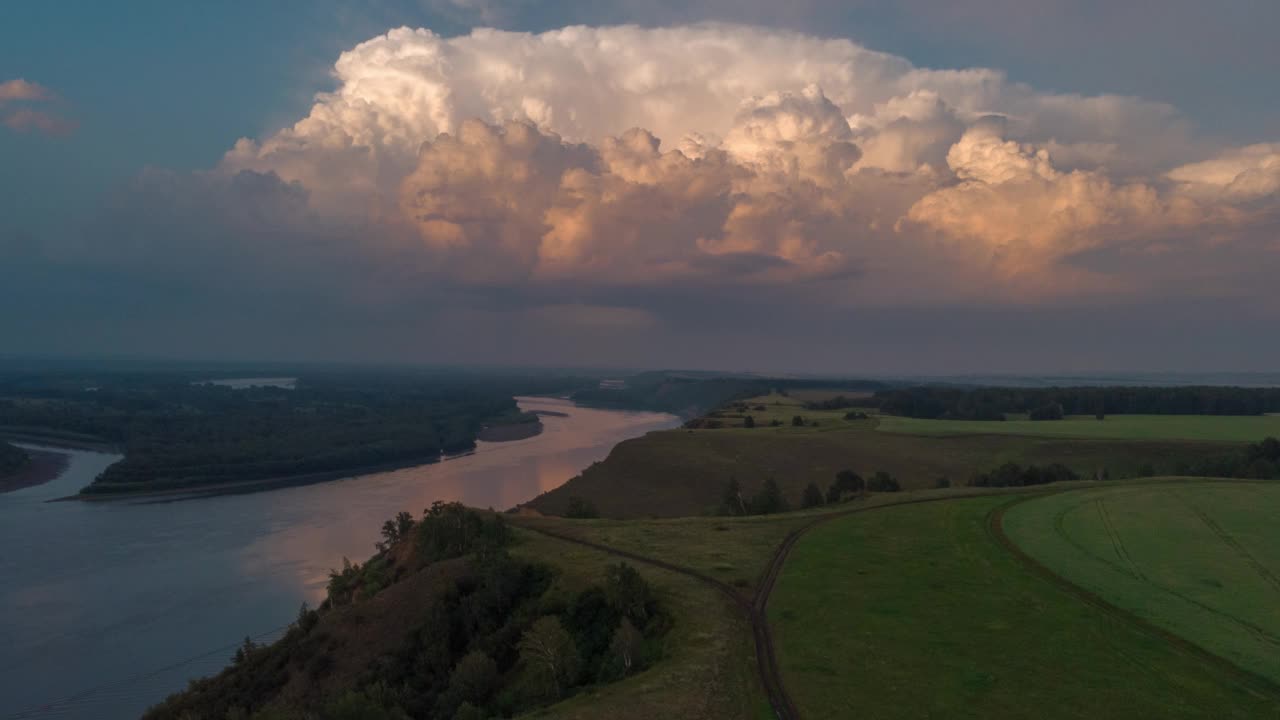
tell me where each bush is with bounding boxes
[866,471,901,492]
[827,469,863,503]
[969,462,1079,488]
[566,496,600,519]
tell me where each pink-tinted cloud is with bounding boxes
[0,78,53,103]
[0,78,74,136]
[3,107,77,136]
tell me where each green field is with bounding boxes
[769,495,1279,718]
[1002,481,1280,684]
[878,414,1280,442]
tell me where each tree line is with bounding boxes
[717,469,903,516]
[871,385,1280,420]
[0,370,557,494]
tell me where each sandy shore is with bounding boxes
[0,449,71,494]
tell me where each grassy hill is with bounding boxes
[524,392,1243,518]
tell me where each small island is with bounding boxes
[477,410,544,442]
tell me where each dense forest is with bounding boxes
[0,440,28,476]
[146,504,668,720]
[871,385,1280,420]
[0,369,589,494]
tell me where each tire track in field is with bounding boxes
[1095,497,1147,580]
[990,496,1280,702]
[1047,493,1280,648]
[1173,492,1280,597]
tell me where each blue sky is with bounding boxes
[2,2,1278,371]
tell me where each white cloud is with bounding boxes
[164,24,1279,304]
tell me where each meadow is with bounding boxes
[768,495,1280,718]
[877,413,1280,442]
[1001,481,1280,684]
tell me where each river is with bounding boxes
[0,397,676,719]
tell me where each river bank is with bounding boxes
[0,448,71,494]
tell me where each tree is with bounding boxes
[867,471,901,492]
[604,562,654,624]
[518,616,581,698]
[743,414,755,429]
[232,635,257,665]
[448,651,499,706]
[721,477,746,516]
[609,618,645,675]
[827,469,863,503]
[380,510,416,549]
[749,478,790,515]
[566,496,600,519]
[801,481,825,508]
[935,477,951,489]
[791,415,806,427]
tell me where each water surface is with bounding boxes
[0,397,675,719]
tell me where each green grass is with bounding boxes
[514,514,811,594]
[1002,481,1280,684]
[878,414,1280,442]
[770,495,1280,719]
[510,528,772,720]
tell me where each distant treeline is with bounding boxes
[0,440,28,476]
[969,438,1280,487]
[872,385,1280,420]
[573,371,885,417]
[0,370,588,494]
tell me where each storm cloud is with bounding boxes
[11,24,1280,371]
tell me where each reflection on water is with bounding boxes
[0,397,676,719]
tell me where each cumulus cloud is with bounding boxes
[80,24,1280,324]
[0,79,53,102]
[0,78,75,136]
[1168,144,1280,202]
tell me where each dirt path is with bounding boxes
[522,482,1280,719]
[517,494,970,720]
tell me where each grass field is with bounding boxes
[878,414,1280,442]
[1002,481,1280,684]
[769,495,1280,718]
[509,528,772,720]
[514,514,810,594]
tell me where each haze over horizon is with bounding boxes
[3,2,1278,374]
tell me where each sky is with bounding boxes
[1,1,1278,374]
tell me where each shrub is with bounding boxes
[566,496,600,519]
[866,471,901,492]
